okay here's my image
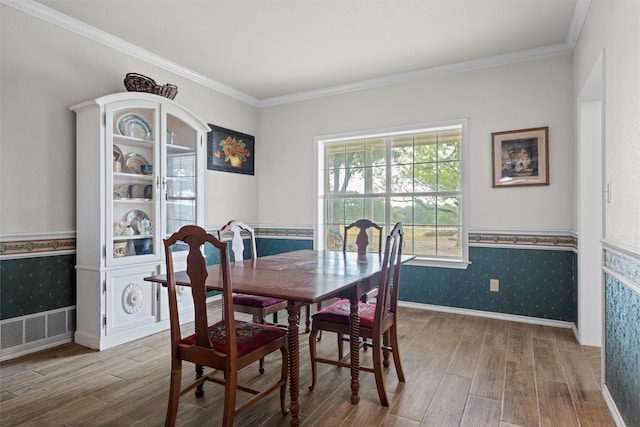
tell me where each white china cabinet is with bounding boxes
[71,92,208,350]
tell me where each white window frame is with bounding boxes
[314,119,470,269]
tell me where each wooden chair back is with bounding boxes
[164,224,235,362]
[374,222,404,333]
[343,219,383,256]
[218,220,257,262]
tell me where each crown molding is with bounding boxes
[2,0,590,108]
[0,0,260,107]
[566,0,592,48]
[259,42,573,107]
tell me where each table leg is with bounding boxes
[349,297,360,404]
[287,303,301,426]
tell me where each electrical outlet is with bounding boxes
[490,279,499,292]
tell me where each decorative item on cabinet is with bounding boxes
[123,73,178,100]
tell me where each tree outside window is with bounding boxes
[318,121,467,264]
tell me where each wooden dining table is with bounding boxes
[145,249,413,426]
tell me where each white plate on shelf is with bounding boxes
[114,184,152,199]
[116,113,152,140]
[125,152,150,174]
[123,210,151,235]
[113,144,124,171]
[113,144,124,162]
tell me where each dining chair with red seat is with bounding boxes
[312,218,384,339]
[163,225,288,427]
[308,222,405,407]
[218,220,288,374]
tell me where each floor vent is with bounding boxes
[0,307,75,361]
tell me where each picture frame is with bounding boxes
[492,126,549,188]
[207,124,255,175]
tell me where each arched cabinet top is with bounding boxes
[70,92,209,133]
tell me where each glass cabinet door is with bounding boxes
[164,112,198,239]
[107,104,159,265]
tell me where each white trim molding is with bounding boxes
[602,385,628,427]
[398,301,574,329]
[1,0,591,108]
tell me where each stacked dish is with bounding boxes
[116,113,152,140]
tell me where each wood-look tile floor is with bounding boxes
[0,302,616,426]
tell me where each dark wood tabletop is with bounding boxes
[146,249,396,303]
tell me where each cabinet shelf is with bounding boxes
[167,144,193,155]
[114,134,154,146]
[114,172,153,180]
[114,198,153,203]
[113,234,154,240]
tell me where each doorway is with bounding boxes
[577,52,604,347]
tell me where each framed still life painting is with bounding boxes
[492,126,549,188]
[207,124,255,175]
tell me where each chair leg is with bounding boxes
[390,325,405,382]
[315,302,323,340]
[305,304,311,333]
[308,328,319,391]
[195,364,204,397]
[279,346,289,414]
[337,333,344,360]
[382,330,391,368]
[255,313,266,375]
[165,359,182,427]
[371,334,389,407]
[222,368,238,427]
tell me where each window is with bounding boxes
[316,120,468,267]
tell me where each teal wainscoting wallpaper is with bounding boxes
[203,238,313,262]
[253,240,576,322]
[257,239,314,256]
[400,247,576,321]
[0,241,575,325]
[605,274,640,427]
[0,255,76,320]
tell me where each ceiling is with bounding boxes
[27,0,586,105]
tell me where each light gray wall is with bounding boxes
[0,6,260,236]
[258,55,575,231]
[5,0,636,247]
[574,0,640,248]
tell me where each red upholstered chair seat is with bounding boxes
[232,294,286,308]
[311,299,377,329]
[181,320,287,358]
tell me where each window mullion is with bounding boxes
[385,136,392,232]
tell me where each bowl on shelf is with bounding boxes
[133,238,152,255]
[113,241,129,258]
[140,164,153,175]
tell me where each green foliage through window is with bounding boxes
[320,123,466,261]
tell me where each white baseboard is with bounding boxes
[602,384,627,427]
[398,301,574,329]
